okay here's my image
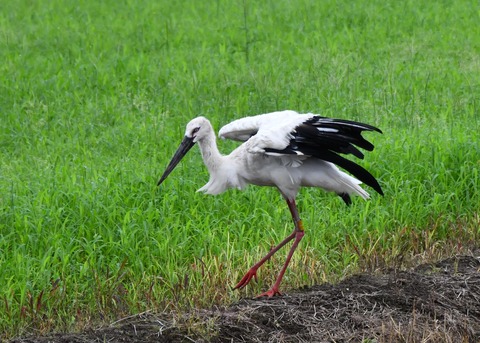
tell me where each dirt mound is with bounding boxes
[12,254,480,343]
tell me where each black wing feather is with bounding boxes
[338,193,352,206]
[265,116,384,196]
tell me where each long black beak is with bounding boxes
[157,136,196,186]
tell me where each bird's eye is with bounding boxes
[192,127,200,135]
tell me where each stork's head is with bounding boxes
[184,116,211,143]
[157,116,211,186]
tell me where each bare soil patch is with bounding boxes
[11,254,480,342]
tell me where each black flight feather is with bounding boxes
[265,116,384,196]
[338,193,352,206]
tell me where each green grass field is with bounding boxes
[1,0,479,338]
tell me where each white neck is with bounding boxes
[197,127,223,174]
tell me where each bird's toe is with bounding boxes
[256,288,282,298]
[233,269,258,290]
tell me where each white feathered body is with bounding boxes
[194,111,371,201]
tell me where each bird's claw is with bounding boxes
[234,269,283,298]
[256,287,282,298]
[233,269,258,290]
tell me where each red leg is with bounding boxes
[233,230,296,290]
[257,197,304,297]
[234,196,305,297]
[257,228,304,297]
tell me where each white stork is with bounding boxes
[157,110,383,297]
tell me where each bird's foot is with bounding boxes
[233,268,258,290]
[256,287,282,298]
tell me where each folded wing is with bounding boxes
[219,111,383,195]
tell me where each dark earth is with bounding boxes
[11,253,480,343]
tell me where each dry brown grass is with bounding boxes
[11,249,480,343]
